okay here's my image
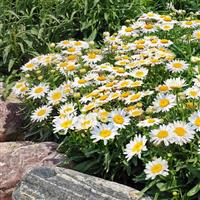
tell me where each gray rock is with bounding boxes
[0,142,67,200]
[13,167,151,200]
[0,100,22,142]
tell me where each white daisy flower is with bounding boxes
[82,52,102,64]
[71,40,89,49]
[180,21,197,28]
[144,158,169,180]
[192,29,200,39]
[150,125,173,146]
[155,85,170,93]
[118,25,139,37]
[164,77,186,89]
[73,77,91,88]
[189,111,200,131]
[184,86,200,99]
[28,83,49,99]
[152,93,176,112]
[91,123,119,145]
[21,61,38,72]
[142,23,157,33]
[75,113,97,130]
[193,75,200,87]
[125,92,144,104]
[59,103,77,117]
[159,23,174,31]
[31,105,52,122]
[57,40,71,49]
[47,88,65,105]
[53,115,76,134]
[97,109,110,123]
[130,68,149,79]
[137,118,162,127]
[63,47,80,55]
[108,109,130,129]
[170,121,196,145]
[166,60,189,73]
[124,135,147,160]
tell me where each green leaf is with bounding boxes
[187,183,200,197]
[88,29,97,41]
[8,59,15,72]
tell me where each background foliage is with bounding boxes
[1,0,199,78]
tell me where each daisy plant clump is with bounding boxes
[14,12,200,200]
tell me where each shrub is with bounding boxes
[13,12,200,199]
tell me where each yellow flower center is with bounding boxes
[20,86,28,92]
[157,130,168,139]
[67,47,76,53]
[130,93,141,101]
[37,109,46,116]
[97,76,106,81]
[173,63,183,69]
[88,53,97,59]
[194,32,200,39]
[121,92,131,98]
[147,119,155,123]
[132,141,143,153]
[131,110,142,117]
[78,79,87,84]
[135,71,144,77]
[61,120,72,129]
[100,129,112,138]
[151,164,163,174]
[26,63,34,69]
[68,55,77,61]
[125,27,133,32]
[163,16,172,22]
[67,65,76,71]
[99,95,108,101]
[113,114,124,124]
[159,99,170,107]
[160,39,169,44]
[52,92,62,100]
[190,91,198,96]
[59,62,68,68]
[144,24,153,29]
[163,25,171,30]
[174,127,186,136]
[74,41,82,46]
[82,120,91,128]
[136,44,144,49]
[85,103,95,111]
[195,118,200,126]
[151,39,158,44]
[185,21,193,25]
[64,107,73,113]
[34,87,44,94]
[63,40,69,45]
[159,85,168,92]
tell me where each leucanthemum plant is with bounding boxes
[14,12,200,200]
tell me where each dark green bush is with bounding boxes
[0,0,153,76]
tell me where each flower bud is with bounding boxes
[73,92,80,98]
[38,76,43,80]
[50,43,55,48]
[80,68,86,74]
[25,74,30,78]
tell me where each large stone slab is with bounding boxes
[13,166,151,200]
[0,142,67,200]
